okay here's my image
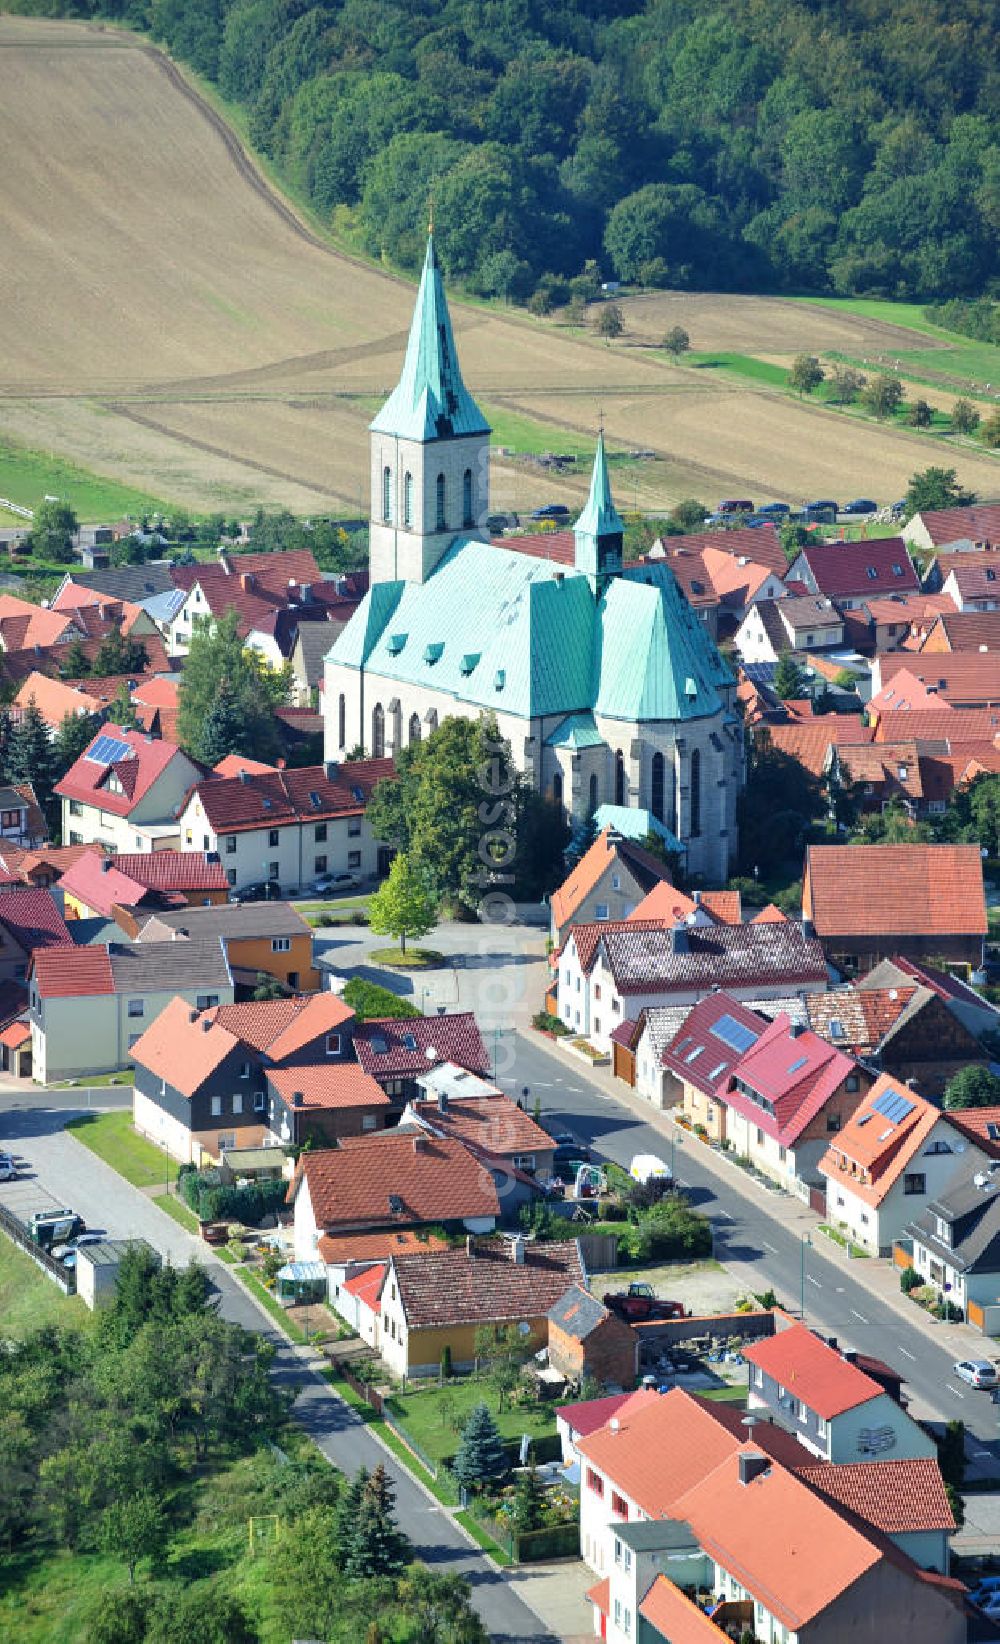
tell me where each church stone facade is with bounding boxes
[324,237,743,882]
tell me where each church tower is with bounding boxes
[574,431,624,598]
[369,234,491,586]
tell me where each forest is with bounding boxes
[11,0,1000,305]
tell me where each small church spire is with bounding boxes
[574,430,625,597]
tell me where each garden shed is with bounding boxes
[275,1260,327,1304]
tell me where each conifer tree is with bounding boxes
[452,1402,506,1492]
[773,652,806,701]
[334,1465,369,1568]
[511,1463,544,1532]
[345,1463,410,1579]
[7,698,55,799]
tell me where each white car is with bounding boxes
[953,1359,999,1389]
[630,1153,673,1187]
[0,1153,17,1182]
[51,1232,105,1267]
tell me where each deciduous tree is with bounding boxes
[950,398,980,435]
[789,354,824,395]
[367,851,439,954]
[862,373,904,420]
[662,325,690,356]
[177,607,288,762]
[29,500,78,563]
[905,467,975,516]
[943,1066,1000,1110]
[595,302,624,338]
[99,1492,165,1583]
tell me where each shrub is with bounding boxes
[440,1345,453,1380]
[180,1168,288,1226]
[532,1010,568,1035]
[899,1265,920,1294]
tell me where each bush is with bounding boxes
[180,1169,288,1227]
[899,1265,920,1294]
[341,978,420,1021]
[532,1010,568,1035]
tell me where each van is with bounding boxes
[30,1210,84,1250]
[717,499,754,515]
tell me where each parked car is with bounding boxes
[717,499,754,515]
[744,514,775,528]
[530,504,571,520]
[551,1138,592,1164]
[312,871,362,895]
[51,1232,106,1268]
[757,502,791,516]
[603,1283,687,1323]
[0,1152,18,1182]
[29,1209,85,1250]
[229,881,283,904]
[485,512,519,534]
[803,500,838,521]
[953,1359,999,1389]
[842,498,878,515]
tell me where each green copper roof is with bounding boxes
[595,563,732,722]
[545,712,604,750]
[324,580,405,670]
[370,236,490,444]
[574,432,624,540]
[593,805,683,853]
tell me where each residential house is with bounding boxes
[352,1012,490,1104]
[578,1386,963,1644]
[289,609,360,707]
[14,672,106,733]
[870,652,1000,712]
[920,609,1000,652]
[127,899,319,993]
[166,550,329,663]
[0,594,79,652]
[58,849,229,921]
[743,1322,936,1464]
[56,727,204,853]
[786,539,920,610]
[549,828,672,947]
[938,555,1000,612]
[405,1063,555,1180]
[29,937,234,1083]
[0,842,100,890]
[175,759,392,893]
[807,978,988,1099]
[555,1389,643,1466]
[818,1073,989,1254]
[763,717,874,782]
[735,596,845,665]
[903,501,1000,556]
[852,595,957,655]
[872,705,1000,745]
[556,920,828,1051]
[0,887,73,983]
[861,953,1000,1044]
[661,993,765,1130]
[802,843,987,973]
[547,1285,638,1389]
[908,1166,1000,1328]
[289,1132,500,1261]
[130,990,374,1162]
[320,1227,448,1317]
[52,563,179,619]
[377,1235,585,1376]
[0,783,48,852]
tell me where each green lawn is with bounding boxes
[384,1376,558,1467]
[0,1233,88,1341]
[700,1384,748,1403]
[66,1110,178,1189]
[153,1190,200,1233]
[683,351,790,388]
[480,403,597,461]
[0,435,173,524]
[794,297,1000,393]
[50,1069,134,1089]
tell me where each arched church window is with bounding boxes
[338,693,346,749]
[426,709,439,734]
[403,472,413,529]
[382,466,392,524]
[690,747,701,838]
[552,771,563,808]
[615,750,626,807]
[463,468,474,528]
[409,713,421,745]
[436,473,446,531]
[651,752,665,822]
[589,773,599,815]
[372,702,385,760]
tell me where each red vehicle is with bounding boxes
[603,1283,686,1322]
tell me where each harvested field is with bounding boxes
[0,14,995,519]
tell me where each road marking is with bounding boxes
[897,1346,916,1361]
[975,1449,992,1457]
[807,1275,821,1288]
[762,1239,777,1252]
[850,1309,869,1325]
[945,1384,965,1399]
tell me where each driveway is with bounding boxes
[0,1095,556,1643]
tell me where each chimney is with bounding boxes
[239,770,249,784]
[466,1234,475,1258]
[299,582,312,603]
[100,858,111,873]
[189,1008,199,1023]
[240,572,255,593]
[437,1087,448,1113]
[413,1135,427,1154]
[510,1234,525,1265]
[292,1090,303,1107]
[738,1452,770,1487]
[670,925,689,955]
[200,1017,212,1032]
[789,1022,803,1038]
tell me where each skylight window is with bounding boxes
[424,642,444,665]
[787,1056,808,1074]
[856,1113,873,1126]
[402,1033,418,1051]
[685,1046,704,1064]
[892,564,904,576]
[370,1035,388,1054]
[867,566,878,579]
[708,1062,727,1081]
[829,1021,844,1040]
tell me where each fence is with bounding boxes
[470,1506,579,1563]
[0,1203,76,1295]
[633,1308,776,1356]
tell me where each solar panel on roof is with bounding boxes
[871,1087,915,1125]
[86,733,133,766]
[709,1013,759,1054]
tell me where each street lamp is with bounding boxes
[800,1233,812,1321]
[670,1127,683,1180]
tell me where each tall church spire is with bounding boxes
[574,431,624,596]
[371,235,490,444]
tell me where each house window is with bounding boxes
[271,937,291,953]
[1,809,19,828]
[218,1131,236,1151]
[253,1090,265,1111]
[348,851,361,869]
[127,1032,141,1050]
[611,874,621,891]
[610,1491,628,1521]
[69,800,83,817]
[595,903,609,921]
[756,1127,763,1145]
[797,1400,808,1423]
[315,856,327,874]
[752,1365,762,1387]
[127,999,144,1018]
[778,1145,786,1163]
[846,1074,859,1092]
[227,869,236,887]
[197,994,219,1010]
[268,829,279,848]
[409,713,421,745]
[904,1173,926,1195]
[326,1034,341,1056]
[211,1096,222,1117]
[315,823,327,842]
[268,862,279,880]
[827,1113,841,1132]
[348,819,361,837]
[615,750,626,806]
[362,1114,377,1131]
[594,985,601,1001]
[232,1093,243,1115]
[463,467,474,527]
[240,1062,251,1079]
[586,1468,604,1496]
[817,1415,828,1438]
[614,1537,622,1565]
[594,1019,601,1035]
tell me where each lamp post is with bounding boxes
[800,1233,812,1321]
[670,1127,683,1181]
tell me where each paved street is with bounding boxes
[499,1029,1000,1473]
[0,1092,555,1643]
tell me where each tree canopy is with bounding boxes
[176,607,289,763]
[367,852,440,954]
[21,0,1000,305]
[943,1065,1000,1111]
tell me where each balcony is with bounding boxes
[708,1597,755,1631]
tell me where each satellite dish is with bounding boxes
[518,1321,531,1336]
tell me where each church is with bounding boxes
[323,236,743,881]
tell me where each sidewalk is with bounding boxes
[523,1027,989,1366]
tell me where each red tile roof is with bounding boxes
[751,902,787,923]
[877,651,1000,708]
[58,853,156,918]
[188,759,392,832]
[795,538,919,599]
[295,1132,500,1230]
[268,1062,390,1112]
[764,718,873,778]
[594,920,829,997]
[718,1013,859,1147]
[803,843,987,939]
[343,1262,387,1312]
[14,671,104,728]
[941,1104,1000,1160]
[316,1229,448,1266]
[171,550,325,638]
[626,880,698,923]
[55,728,196,819]
[408,1091,553,1159]
[550,828,670,930]
[352,1013,490,1080]
[585,1577,610,1617]
[261,992,355,1061]
[0,1020,30,1049]
[655,523,787,578]
[389,1238,584,1328]
[0,888,72,954]
[30,945,115,997]
[0,594,76,652]
[661,993,765,1093]
[916,502,1000,546]
[129,992,356,1097]
[638,1577,730,1644]
[500,530,575,564]
[213,755,278,778]
[129,995,238,1095]
[921,610,1000,652]
[743,1323,885,1418]
[555,1389,647,1438]
[797,1458,954,1534]
[111,851,228,894]
[817,1074,945,1205]
[695,889,742,924]
[0,843,100,884]
[873,705,1000,743]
